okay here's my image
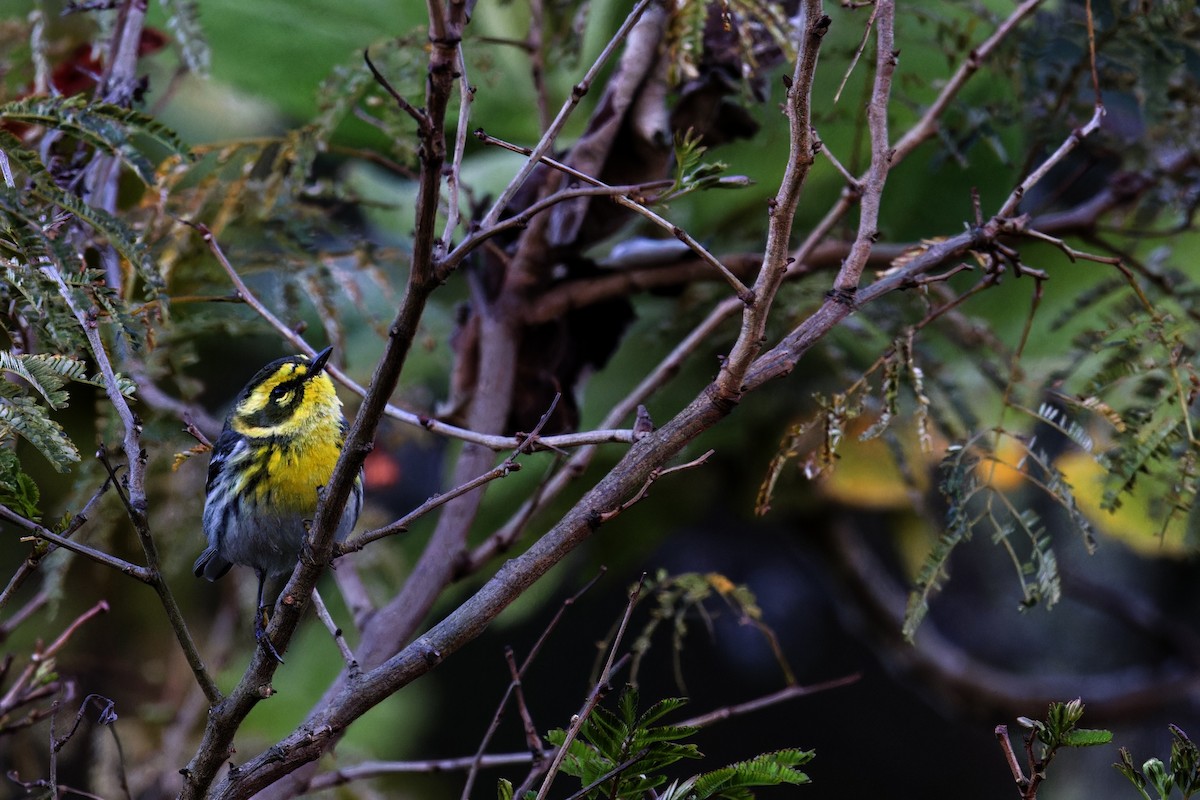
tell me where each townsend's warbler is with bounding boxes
[194,346,362,661]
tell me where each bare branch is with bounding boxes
[311,588,358,674]
[2,503,150,581]
[439,45,475,253]
[832,0,896,294]
[191,218,637,452]
[890,0,1045,164]
[308,753,536,791]
[460,570,604,799]
[595,450,715,525]
[363,47,429,130]
[996,104,1106,219]
[477,0,656,231]
[716,2,829,398]
[533,577,642,799]
[475,129,752,302]
[675,674,862,729]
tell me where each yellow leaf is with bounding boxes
[1056,451,1190,556]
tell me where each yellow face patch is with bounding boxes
[230,358,343,440]
[235,363,306,416]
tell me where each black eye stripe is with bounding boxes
[270,378,307,401]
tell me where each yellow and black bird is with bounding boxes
[194,346,362,661]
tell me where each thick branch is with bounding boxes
[181,5,465,797]
[213,387,734,795]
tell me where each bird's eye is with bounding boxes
[270,386,294,405]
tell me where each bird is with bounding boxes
[194,346,362,662]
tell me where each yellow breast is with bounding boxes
[255,435,342,511]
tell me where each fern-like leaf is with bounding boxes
[159,0,211,75]
[905,443,978,639]
[0,95,191,183]
[689,748,814,799]
[0,446,42,520]
[0,393,80,472]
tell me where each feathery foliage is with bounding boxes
[0,351,130,473]
[617,571,794,691]
[527,687,810,800]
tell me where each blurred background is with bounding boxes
[0,0,1198,797]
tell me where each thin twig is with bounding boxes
[595,450,715,524]
[890,0,1045,164]
[532,577,644,800]
[338,456,519,554]
[676,674,861,729]
[460,569,605,800]
[440,182,670,279]
[363,47,429,130]
[528,0,551,131]
[561,747,651,800]
[995,725,1028,789]
[439,45,475,253]
[311,588,358,674]
[996,104,1106,219]
[478,0,655,231]
[188,218,637,453]
[462,297,741,572]
[505,648,542,759]
[1084,0,1102,107]
[42,602,110,661]
[717,1,828,396]
[0,591,47,641]
[308,753,536,791]
[833,1,878,103]
[2,504,150,581]
[816,131,862,189]
[475,130,753,302]
[1,603,109,729]
[339,391,559,555]
[832,0,896,294]
[0,474,117,611]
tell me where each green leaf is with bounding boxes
[1168,724,1200,797]
[0,350,133,472]
[0,95,192,184]
[1046,699,1086,740]
[1145,757,1175,799]
[1062,729,1114,747]
[496,778,513,800]
[635,696,691,730]
[689,749,814,799]
[29,185,156,288]
[0,447,41,520]
[0,351,88,409]
[0,393,80,472]
[582,703,625,760]
[1115,747,1153,800]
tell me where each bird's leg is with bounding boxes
[254,569,285,664]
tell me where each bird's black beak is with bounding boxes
[308,346,333,377]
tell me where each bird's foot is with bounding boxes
[254,607,285,664]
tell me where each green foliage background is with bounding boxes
[0,0,1197,797]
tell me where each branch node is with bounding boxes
[826,286,858,308]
